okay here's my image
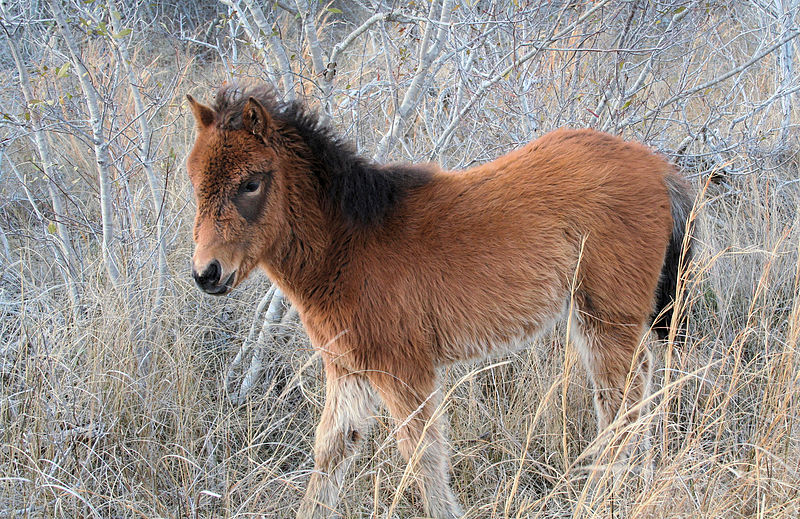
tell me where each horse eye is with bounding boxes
[242,180,260,193]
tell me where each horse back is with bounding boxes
[308,129,674,369]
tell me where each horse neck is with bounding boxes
[264,175,356,300]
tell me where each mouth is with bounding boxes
[203,271,236,296]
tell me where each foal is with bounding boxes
[186,85,693,518]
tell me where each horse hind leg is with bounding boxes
[570,305,652,456]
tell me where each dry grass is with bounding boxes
[2,3,800,518]
[4,182,800,518]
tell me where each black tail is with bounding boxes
[652,173,694,341]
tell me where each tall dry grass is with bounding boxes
[2,2,799,518]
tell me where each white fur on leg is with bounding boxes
[297,374,377,518]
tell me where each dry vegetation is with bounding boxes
[1,1,799,517]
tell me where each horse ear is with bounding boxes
[186,94,215,129]
[242,97,272,139]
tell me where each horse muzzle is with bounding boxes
[192,259,236,295]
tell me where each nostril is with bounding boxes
[194,259,222,289]
[206,260,221,285]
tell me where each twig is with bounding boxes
[428,0,613,161]
[616,28,800,130]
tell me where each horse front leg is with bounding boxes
[369,371,463,519]
[297,363,378,518]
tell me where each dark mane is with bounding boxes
[212,84,432,226]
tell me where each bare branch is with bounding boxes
[240,0,296,100]
[2,16,81,310]
[107,0,168,331]
[616,27,800,131]
[51,0,121,288]
[329,10,411,67]
[374,0,454,162]
[428,0,613,161]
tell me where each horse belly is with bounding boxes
[429,271,570,365]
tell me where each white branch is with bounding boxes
[294,0,331,121]
[429,0,613,161]
[615,27,800,130]
[107,0,168,321]
[599,5,690,132]
[374,0,454,162]
[329,11,411,67]
[3,16,81,310]
[52,0,121,288]
[240,0,296,100]
[218,0,279,88]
